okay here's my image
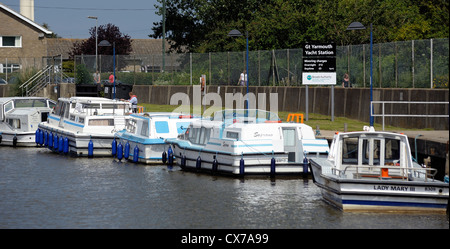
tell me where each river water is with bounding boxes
[0,146,448,229]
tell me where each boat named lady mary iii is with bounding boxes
[165,109,330,176]
[309,126,449,212]
[0,97,56,147]
[37,97,131,156]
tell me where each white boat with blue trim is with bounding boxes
[114,112,200,163]
[0,97,56,147]
[165,109,330,176]
[309,126,449,212]
[37,97,131,156]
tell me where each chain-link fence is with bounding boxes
[2,38,448,88]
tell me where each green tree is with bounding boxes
[70,23,132,58]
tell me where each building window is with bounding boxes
[0,36,22,47]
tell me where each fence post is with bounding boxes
[430,38,433,88]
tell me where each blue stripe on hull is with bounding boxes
[342,200,447,209]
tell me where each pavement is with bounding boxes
[316,129,449,144]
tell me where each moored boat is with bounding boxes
[165,109,330,176]
[309,126,449,212]
[37,97,131,156]
[114,112,200,163]
[0,97,56,147]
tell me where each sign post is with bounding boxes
[302,43,336,121]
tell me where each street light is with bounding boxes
[228,29,249,111]
[347,22,374,127]
[98,40,116,99]
[87,16,98,72]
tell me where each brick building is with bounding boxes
[0,3,53,72]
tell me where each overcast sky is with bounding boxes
[2,0,161,39]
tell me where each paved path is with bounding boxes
[316,129,449,144]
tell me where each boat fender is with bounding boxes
[111,138,117,156]
[270,157,276,176]
[239,154,245,176]
[133,145,139,163]
[168,146,173,167]
[39,129,44,146]
[35,129,40,145]
[54,134,58,151]
[196,156,202,170]
[63,137,69,154]
[48,132,53,149]
[58,136,63,153]
[180,154,186,169]
[88,139,94,158]
[212,155,218,172]
[117,142,123,161]
[124,141,130,160]
[44,131,48,147]
[13,135,17,147]
[162,151,167,164]
[303,155,309,176]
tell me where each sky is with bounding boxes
[2,0,161,39]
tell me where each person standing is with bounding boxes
[109,73,114,83]
[238,70,247,86]
[122,92,138,113]
[342,73,351,87]
[93,71,101,95]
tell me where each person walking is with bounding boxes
[238,70,247,86]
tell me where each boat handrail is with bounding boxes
[333,165,438,182]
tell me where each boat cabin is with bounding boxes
[0,97,56,132]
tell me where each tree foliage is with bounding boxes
[70,23,132,59]
[150,0,449,52]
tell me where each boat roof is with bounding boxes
[57,97,129,104]
[0,97,53,104]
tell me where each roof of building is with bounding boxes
[0,3,52,35]
[46,38,172,59]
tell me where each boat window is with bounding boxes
[14,99,47,108]
[88,119,114,126]
[188,127,199,144]
[362,139,381,166]
[6,118,21,129]
[385,138,400,165]
[282,129,296,146]
[202,128,211,144]
[126,119,137,133]
[141,121,149,137]
[342,137,359,165]
[64,103,70,119]
[226,132,239,140]
[41,112,49,122]
[78,117,85,124]
[48,101,56,109]
[4,101,13,113]
[69,115,76,121]
[54,102,63,116]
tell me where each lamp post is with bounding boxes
[347,22,373,127]
[87,16,98,72]
[228,29,249,110]
[98,40,116,99]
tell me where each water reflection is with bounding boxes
[0,147,447,229]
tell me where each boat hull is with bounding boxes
[115,136,167,164]
[38,122,114,157]
[310,159,449,212]
[0,131,36,147]
[171,142,308,176]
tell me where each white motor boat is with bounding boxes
[309,126,449,212]
[0,97,56,147]
[114,112,200,163]
[165,109,330,176]
[37,97,131,156]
